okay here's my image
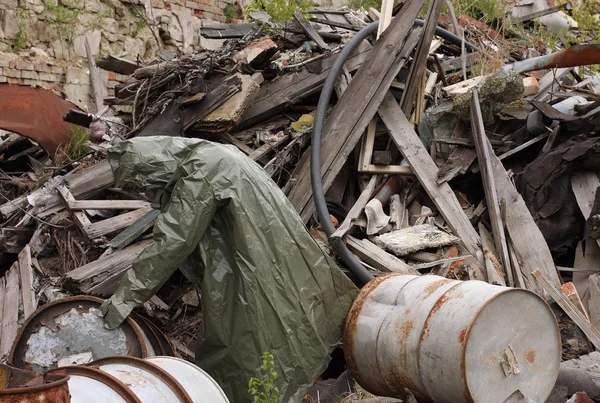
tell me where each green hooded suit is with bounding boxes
[100,136,358,403]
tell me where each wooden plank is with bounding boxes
[18,245,36,318]
[84,207,154,239]
[248,135,290,161]
[471,89,513,286]
[220,133,253,155]
[287,9,425,222]
[295,14,329,50]
[67,200,152,210]
[485,130,561,295]
[358,119,376,172]
[400,0,444,116]
[331,175,379,239]
[237,41,372,130]
[0,277,4,348]
[589,274,600,329]
[67,239,152,286]
[310,17,360,31]
[378,91,483,259]
[0,160,114,219]
[96,55,139,75]
[58,185,93,233]
[85,38,108,113]
[109,209,160,250]
[376,0,394,38]
[533,269,600,350]
[1,264,19,357]
[440,52,480,73]
[347,236,418,275]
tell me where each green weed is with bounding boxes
[248,352,280,403]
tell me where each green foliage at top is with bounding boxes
[450,0,505,30]
[44,0,109,58]
[248,352,280,403]
[12,4,29,51]
[224,4,237,23]
[245,0,311,28]
[347,0,382,11]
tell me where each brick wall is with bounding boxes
[0,53,128,110]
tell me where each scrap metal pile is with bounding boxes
[2,0,600,401]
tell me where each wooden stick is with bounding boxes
[67,200,152,210]
[533,269,600,350]
[1,264,19,357]
[347,236,418,274]
[85,38,108,113]
[378,91,483,259]
[18,245,36,318]
[471,89,514,286]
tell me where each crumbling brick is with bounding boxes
[21,70,39,80]
[186,0,200,8]
[15,61,34,70]
[3,68,21,78]
[0,76,7,83]
[39,72,59,81]
[22,79,39,86]
[0,60,9,68]
[7,77,23,84]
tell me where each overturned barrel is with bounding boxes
[344,274,561,403]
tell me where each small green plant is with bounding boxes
[44,0,109,58]
[54,126,90,164]
[245,0,311,29]
[348,0,381,11]
[248,352,279,403]
[13,4,28,51]
[224,4,236,23]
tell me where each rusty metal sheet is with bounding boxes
[0,364,70,402]
[0,84,80,155]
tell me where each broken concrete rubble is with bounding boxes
[2,2,600,403]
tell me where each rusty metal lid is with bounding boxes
[9,296,148,373]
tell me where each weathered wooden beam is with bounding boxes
[347,235,418,275]
[287,4,425,222]
[18,245,36,318]
[471,89,513,286]
[67,200,152,210]
[295,13,329,50]
[236,41,372,130]
[378,91,483,259]
[108,209,160,250]
[534,269,600,350]
[1,264,19,357]
[331,175,379,239]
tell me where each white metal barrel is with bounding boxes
[344,273,561,403]
[146,356,230,403]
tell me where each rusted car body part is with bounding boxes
[0,84,80,155]
[49,365,142,403]
[503,44,600,74]
[0,364,70,402]
[8,296,157,372]
[344,274,561,403]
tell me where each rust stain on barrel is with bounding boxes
[525,349,536,364]
[343,274,395,387]
[458,327,467,344]
[421,279,452,300]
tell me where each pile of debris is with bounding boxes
[2,0,600,401]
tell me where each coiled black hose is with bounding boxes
[310,20,476,285]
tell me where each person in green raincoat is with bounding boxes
[98,136,358,403]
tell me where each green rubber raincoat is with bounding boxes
[100,136,358,403]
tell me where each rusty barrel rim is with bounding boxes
[8,295,149,370]
[90,356,194,403]
[0,364,70,396]
[343,273,406,392]
[49,365,142,403]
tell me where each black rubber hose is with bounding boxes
[310,20,477,285]
[413,19,480,52]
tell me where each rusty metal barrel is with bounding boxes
[344,274,561,403]
[0,364,71,402]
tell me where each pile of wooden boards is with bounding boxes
[2,0,600,380]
